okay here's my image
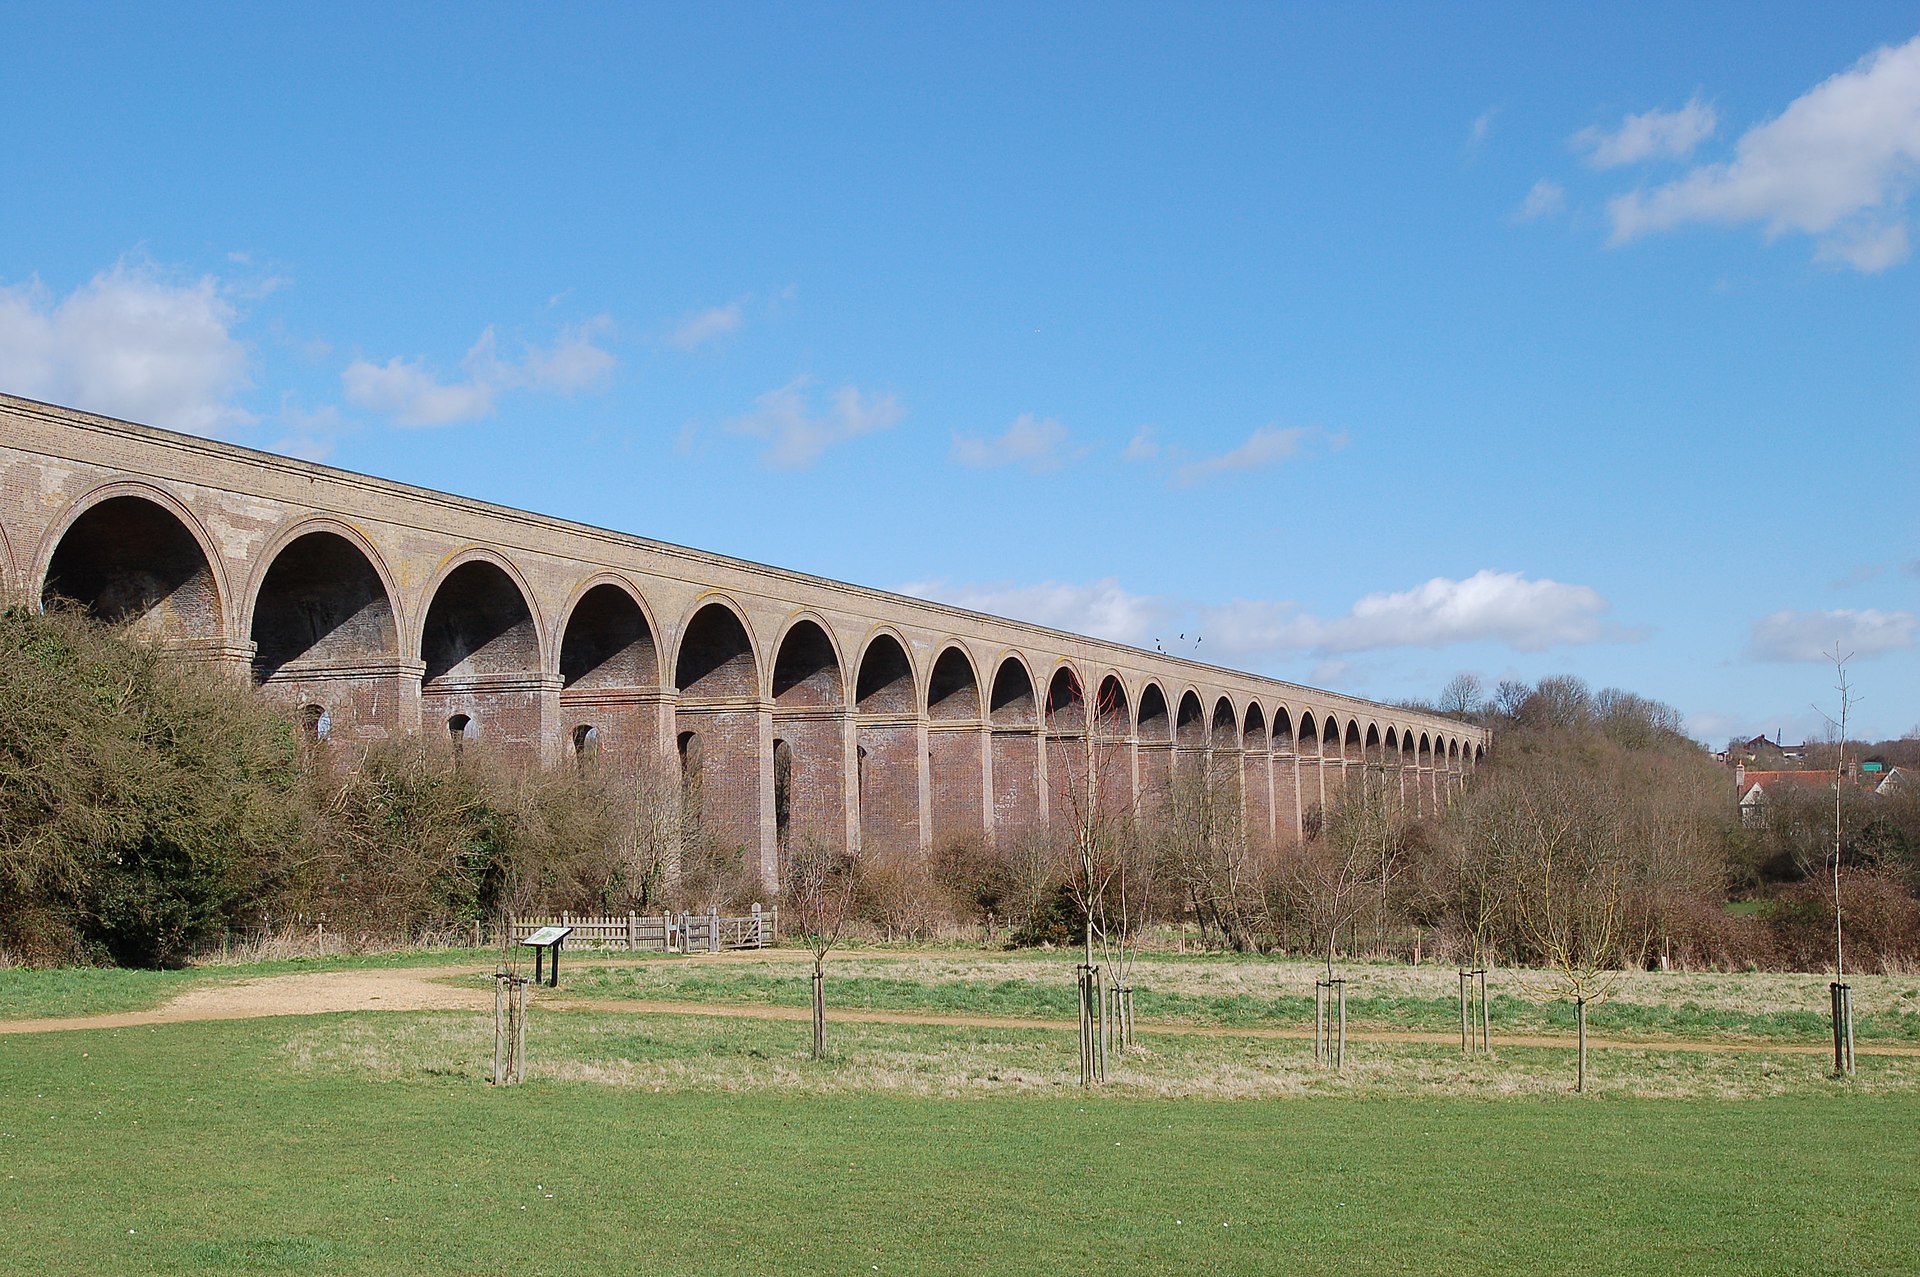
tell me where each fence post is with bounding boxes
[628,912,638,951]
[708,906,720,953]
[751,902,763,947]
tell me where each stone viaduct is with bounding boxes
[0,393,1489,887]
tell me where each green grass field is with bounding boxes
[5,948,1920,1274]
[4,1011,1918,1275]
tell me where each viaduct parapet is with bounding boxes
[0,393,1489,885]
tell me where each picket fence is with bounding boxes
[501,906,777,954]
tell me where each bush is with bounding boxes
[0,606,304,966]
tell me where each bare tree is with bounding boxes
[1438,671,1485,719]
[785,837,859,1059]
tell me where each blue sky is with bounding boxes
[2,3,1915,742]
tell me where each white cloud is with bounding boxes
[1515,179,1567,221]
[727,376,902,468]
[343,319,615,426]
[664,302,743,351]
[898,577,1177,648]
[1468,108,1499,152]
[1121,424,1161,462]
[1607,35,1920,271]
[0,261,253,435]
[1746,608,1917,662]
[951,413,1078,472]
[900,569,1627,662]
[1575,98,1718,167]
[1171,425,1343,487]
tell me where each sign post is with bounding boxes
[520,925,573,988]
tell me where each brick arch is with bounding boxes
[246,520,402,681]
[557,574,661,689]
[927,644,982,722]
[855,629,917,716]
[1094,673,1130,738]
[418,550,545,682]
[988,652,1042,842]
[1271,705,1295,753]
[37,480,232,643]
[1296,709,1319,757]
[673,595,761,699]
[1175,689,1205,747]
[1211,695,1240,750]
[1136,682,1171,743]
[1045,663,1087,736]
[989,652,1038,727]
[769,614,846,709]
[1244,702,1269,751]
[1344,718,1363,763]
[0,520,15,594]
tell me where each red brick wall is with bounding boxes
[858,722,920,857]
[929,727,985,850]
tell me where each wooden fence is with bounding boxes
[502,907,777,954]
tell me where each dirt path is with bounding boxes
[4,959,1917,1058]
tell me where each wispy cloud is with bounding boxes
[664,301,743,351]
[727,375,902,468]
[901,569,1632,661]
[950,413,1080,472]
[0,260,254,435]
[1515,179,1567,222]
[897,577,1178,648]
[1575,98,1717,167]
[1121,425,1161,462]
[343,317,615,426]
[1606,35,1920,271]
[1746,608,1917,662]
[1468,108,1499,154]
[1170,425,1344,488]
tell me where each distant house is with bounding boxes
[1735,767,1832,827]
[1732,734,1810,768]
[1733,761,1903,826]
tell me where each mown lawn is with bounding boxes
[3,1011,1917,1275]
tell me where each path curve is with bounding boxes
[3,960,1916,1058]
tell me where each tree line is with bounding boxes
[3,605,1915,972]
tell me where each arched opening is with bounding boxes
[990,659,1037,727]
[1243,702,1271,851]
[420,559,541,759]
[1045,666,1085,736]
[301,704,331,743]
[675,602,758,699]
[557,582,657,771]
[1211,697,1240,751]
[855,634,915,716]
[771,620,850,857]
[990,657,1041,842]
[1297,711,1322,838]
[1273,707,1301,843]
[1090,674,1135,817]
[1175,691,1205,748]
[448,713,474,757]
[251,530,397,682]
[927,647,981,722]
[1135,682,1173,804]
[772,619,843,708]
[421,561,539,684]
[572,723,599,772]
[926,646,984,847]
[561,583,657,689]
[1344,720,1363,765]
[42,494,223,640]
[850,632,919,857]
[773,738,793,852]
[675,602,765,873]
[678,730,704,835]
[1094,675,1129,739]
